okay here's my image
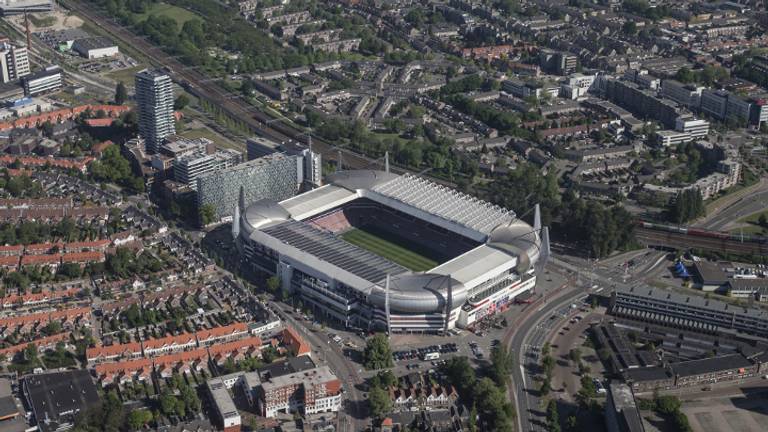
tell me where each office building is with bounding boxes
[196,153,302,222]
[0,41,29,83]
[206,378,241,432]
[135,69,175,154]
[700,90,768,128]
[609,285,768,339]
[604,78,681,128]
[246,136,280,160]
[254,365,342,418]
[0,0,52,14]
[22,66,62,96]
[674,117,709,139]
[561,73,596,99]
[173,148,241,190]
[661,79,703,109]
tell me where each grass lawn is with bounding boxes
[180,127,243,152]
[107,65,147,86]
[738,210,768,225]
[341,227,439,272]
[135,3,200,27]
[730,225,768,236]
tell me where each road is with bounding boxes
[267,302,368,431]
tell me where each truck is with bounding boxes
[422,352,440,361]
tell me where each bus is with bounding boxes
[422,352,440,361]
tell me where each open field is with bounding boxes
[341,227,439,272]
[135,3,200,26]
[106,65,147,86]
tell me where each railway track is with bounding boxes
[636,227,768,256]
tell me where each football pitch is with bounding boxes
[341,227,439,272]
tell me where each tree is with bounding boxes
[441,356,476,395]
[540,377,551,396]
[363,333,393,370]
[174,94,190,110]
[546,399,560,432]
[265,276,281,294]
[114,82,128,105]
[655,395,681,415]
[368,384,392,419]
[126,409,152,430]
[759,214,767,228]
[622,21,637,35]
[490,345,514,386]
[569,348,582,364]
[199,204,217,226]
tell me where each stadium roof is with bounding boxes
[263,220,407,282]
[372,174,514,235]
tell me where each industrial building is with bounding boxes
[72,37,119,59]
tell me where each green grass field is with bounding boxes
[341,227,439,272]
[135,3,200,27]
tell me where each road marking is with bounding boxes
[520,365,527,387]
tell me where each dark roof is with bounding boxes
[693,261,728,285]
[257,355,315,380]
[23,370,100,432]
[672,354,752,377]
[72,37,116,51]
[623,366,672,383]
[263,220,406,282]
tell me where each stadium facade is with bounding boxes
[236,170,548,333]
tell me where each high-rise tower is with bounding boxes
[135,69,174,154]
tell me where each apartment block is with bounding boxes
[135,69,174,154]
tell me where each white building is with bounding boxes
[22,65,62,96]
[72,37,119,59]
[561,73,596,100]
[662,79,703,108]
[0,41,29,83]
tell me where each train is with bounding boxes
[637,221,768,245]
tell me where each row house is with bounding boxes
[63,240,111,253]
[0,245,23,256]
[154,349,209,378]
[389,385,459,411]
[86,342,143,364]
[0,306,91,336]
[61,251,106,268]
[0,332,70,359]
[141,332,198,357]
[1,287,81,308]
[195,322,249,347]
[208,336,263,366]
[281,327,311,357]
[94,358,154,387]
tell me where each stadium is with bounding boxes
[235,170,548,333]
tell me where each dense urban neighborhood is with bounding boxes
[0,0,763,431]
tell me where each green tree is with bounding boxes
[174,94,190,110]
[546,399,560,432]
[115,82,128,105]
[126,408,153,430]
[368,384,392,419]
[622,21,637,35]
[265,276,281,294]
[199,204,217,226]
[363,333,393,370]
[490,345,514,386]
[569,348,582,364]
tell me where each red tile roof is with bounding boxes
[20,254,60,266]
[61,251,105,264]
[87,342,143,361]
[195,322,248,343]
[282,327,311,356]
